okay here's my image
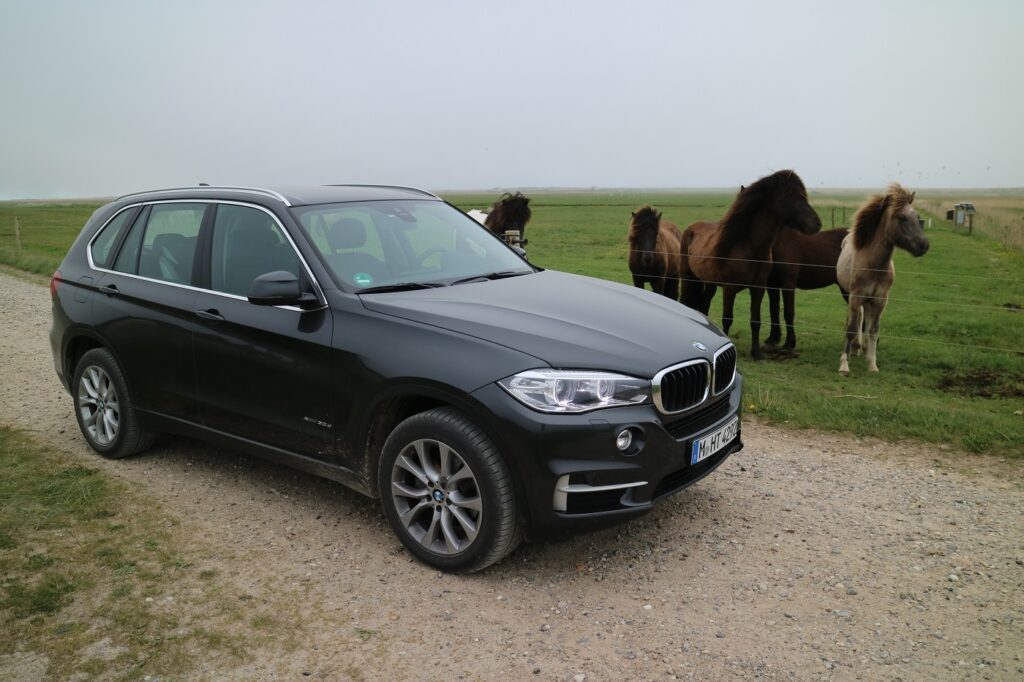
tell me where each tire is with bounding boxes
[72,348,155,459]
[378,407,521,572]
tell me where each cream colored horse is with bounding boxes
[837,183,929,375]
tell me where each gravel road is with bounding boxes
[2,270,1022,680]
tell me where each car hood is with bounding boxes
[358,270,730,377]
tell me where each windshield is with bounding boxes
[291,200,534,291]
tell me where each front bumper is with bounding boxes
[470,373,743,537]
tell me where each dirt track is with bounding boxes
[1,271,1022,680]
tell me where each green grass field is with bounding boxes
[2,191,1022,457]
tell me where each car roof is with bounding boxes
[114,184,441,208]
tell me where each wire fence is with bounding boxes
[532,244,1023,358]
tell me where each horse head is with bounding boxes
[629,206,662,268]
[486,192,532,239]
[881,185,929,256]
[769,170,822,235]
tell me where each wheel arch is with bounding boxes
[356,383,524,510]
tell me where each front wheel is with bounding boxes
[378,408,520,572]
[72,348,155,459]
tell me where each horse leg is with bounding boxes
[663,274,679,302]
[765,288,781,346]
[749,286,766,360]
[632,274,645,290]
[839,299,861,375]
[853,306,865,355]
[701,283,718,315]
[721,287,736,336]
[783,288,796,350]
[864,299,885,372]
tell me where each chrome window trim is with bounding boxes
[651,358,711,416]
[116,186,292,206]
[86,198,327,312]
[711,342,737,396]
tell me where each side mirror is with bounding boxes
[247,271,319,308]
[511,245,527,258]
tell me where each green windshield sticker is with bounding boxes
[353,272,373,286]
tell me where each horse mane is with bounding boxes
[629,205,661,241]
[717,170,805,245]
[485,191,532,232]
[851,183,915,249]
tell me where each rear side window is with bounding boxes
[89,208,135,269]
[135,204,205,285]
[209,204,300,297]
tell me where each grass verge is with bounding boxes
[0,426,304,679]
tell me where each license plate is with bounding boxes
[691,416,739,465]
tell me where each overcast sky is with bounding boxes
[1,0,1021,199]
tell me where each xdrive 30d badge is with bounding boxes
[50,185,743,572]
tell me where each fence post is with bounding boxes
[842,207,846,224]
[831,208,835,228]
[14,217,22,256]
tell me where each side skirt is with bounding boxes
[137,411,372,497]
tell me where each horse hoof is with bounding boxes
[839,369,849,376]
[868,367,879,373]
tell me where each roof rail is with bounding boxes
[116,186,292,206]
[323,184,441,200]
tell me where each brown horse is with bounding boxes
[763,227,850,349]
[484,192,532,246]
[627,206,683,300]
[837,183,929,375]
[680,170,822,359]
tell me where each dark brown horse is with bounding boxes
[680,170,822,359]
[837,183,929,375]
[763,227,850,349]
[483,192,532,246]
[627,205,683,300]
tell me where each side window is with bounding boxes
[90,208,135,269]
[136,204,205,285]
[113,207,147,274]
[209,204,300,297]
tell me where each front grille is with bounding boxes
[663,396,732,440]
[713,345,737,394]
[655,361,709,413]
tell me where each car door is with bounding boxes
[191,202,336,459]
[91,202,207,420]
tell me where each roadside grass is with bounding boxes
[0,427,309,679]
[448,190,1024,458]
[2,191,1022,457]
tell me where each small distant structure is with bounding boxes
[946,202,976,234]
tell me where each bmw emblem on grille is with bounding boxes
[692,341,707,352]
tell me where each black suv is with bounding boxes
[50,185,743,571]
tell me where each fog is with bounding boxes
[1,0,1020,199]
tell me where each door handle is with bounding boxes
[195,308,225,322]
[99,283,119,295]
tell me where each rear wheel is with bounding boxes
[72,348,155,459]
[378,407,520,572]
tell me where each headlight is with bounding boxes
[498,369,650,413]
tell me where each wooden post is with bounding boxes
[14,217,22,256]
[842,207,846,224]
[831,207,835,228]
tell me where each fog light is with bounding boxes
[615,429,633,452]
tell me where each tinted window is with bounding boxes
[210,204,300,297]
[113,207,147,274]
[293,200,529,289]
[136,204,204,285]
[90,208,135,269]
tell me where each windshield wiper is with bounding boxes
[450,270,531,286]
[358,282,447,294]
